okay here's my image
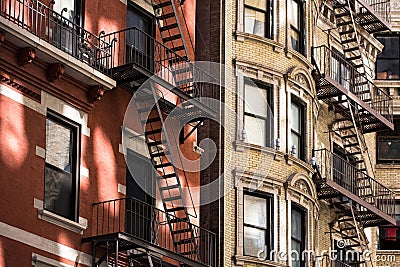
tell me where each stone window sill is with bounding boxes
[38,208,87,235]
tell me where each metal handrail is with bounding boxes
[312,45,393,124]
[101,27,217,99]
[0,0,115,75]
[313,148,396,217]
[93,197,217,266]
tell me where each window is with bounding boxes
[243,191,273,257]
[44,112,80,221]
[290,98,305,160]
[377,117,400,164]
[126,4,154,70]
[244,0,273,38]
[288,0,304,54]
[244,79,273,147]
[379,201,400,250]
[291,205,306,267]
[53,0,83,24]
[331,49,351,90]
[376,34,400,80]
[52,0,83,54]
[126,150,155,241]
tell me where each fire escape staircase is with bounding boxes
[152,0,197,99]
[312,1,396,263]
[134,87,200,261]
[329,199,372,267]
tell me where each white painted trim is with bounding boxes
[32,253,73,267]
[0,222,92,266]
[36,146,46,159]
[33,198,88,234]
[80,166,89,179]
[118,183,127,195]
[0,83,43,112]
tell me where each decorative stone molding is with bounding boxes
[17,47,36,66]
[0,71,41,101]
[0,29,5,46]
[47,63,65,82]
[87,85,104,103]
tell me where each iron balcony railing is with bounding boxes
[0,0,115,75]
[102,27,218,101]
[313,45,393,124]
[363,0,391,23]
[313,148,395,218]
[93,197,217,267]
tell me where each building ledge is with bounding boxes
[34,198,87,234]
[0,17,116,90]
[234,255,286,267]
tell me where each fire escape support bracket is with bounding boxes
[179,120,202,144]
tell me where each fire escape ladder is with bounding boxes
[104,248,158,267]
[333,0,373,80]
[333,100,374,179]
[152,0,198,98]
[331,200,372,267]
[134,87,200,260]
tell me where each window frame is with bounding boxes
[243,78,274,148]
[291,203,307,267]
[290,96,306,160]
[376,117,400,164]
[375,34,400,80]
[243,189,273,258]
[288,0,305,55]
[243,0,273,39]
[44,110,81,222]
[378,200,400,250]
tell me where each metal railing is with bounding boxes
[313,46,393,124]
[313,148,395,218]
[0,0,115,75]
[363,0,391,23]
[102,27,218,100]
[93,197,217,267]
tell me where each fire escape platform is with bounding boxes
[315,74,394,132]
[111,61,217,120]
[313,176,397,227]
[82,232,208,267]
[355,0,392,33]
[312,149,397,227]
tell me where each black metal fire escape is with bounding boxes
[312,0,395,266]
[82,0,217,266]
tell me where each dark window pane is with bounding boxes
[377,36,400,58]
[44,164,74,219]
[291,208,302,239]
[377,137,400,162]
[291,240,301,267]
[376,59,400,80]
[44,115,78,221]
[290,29,300,52]
[244,226,266,256]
